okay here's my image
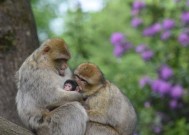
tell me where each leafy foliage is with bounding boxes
[31,0,189,134]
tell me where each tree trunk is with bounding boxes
[0,117,34,135]
[0,0,39,126]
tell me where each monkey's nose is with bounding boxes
[61,63,68,70]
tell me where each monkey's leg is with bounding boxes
[48,101,88,135]
[85,122,119,135]
[36,125,50,135]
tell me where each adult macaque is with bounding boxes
[16,38,88,135]
[74,62,137,135]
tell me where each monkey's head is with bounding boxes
[74,63,106,96]
[39,38,71,76]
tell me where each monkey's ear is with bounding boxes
[43,46,51,53]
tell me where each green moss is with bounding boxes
[0,29,15,52]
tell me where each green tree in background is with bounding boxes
[110,0,189,134]
[31,0,189,134]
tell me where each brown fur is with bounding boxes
[16,38,88,135]
[74,62,137,135]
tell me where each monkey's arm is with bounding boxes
[87,95,109,124]
[46,88,84,110]
[57,88,84,101]
[87,109,107,124]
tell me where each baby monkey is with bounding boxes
[63,79,79,91]
[46,80,80,111]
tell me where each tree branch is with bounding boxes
[0,117,34,135]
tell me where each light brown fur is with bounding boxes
[74,63,137,135]
[16,38,88,135]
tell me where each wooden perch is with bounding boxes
[0,117,34,135]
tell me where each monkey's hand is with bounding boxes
[54,88,85,104]
[87,110,107,124]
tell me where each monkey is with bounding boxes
[74,62,137,135]
[16,38,88,135]
[63,79,79,91]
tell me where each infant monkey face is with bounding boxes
[64,83,72,91]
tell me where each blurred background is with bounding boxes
[31,0,189,134]
[0,0,189,134]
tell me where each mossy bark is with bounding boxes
[0,117,34,135]
[0,0,39,125]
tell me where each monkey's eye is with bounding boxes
[75,74,88,84]
[55,58,67,63]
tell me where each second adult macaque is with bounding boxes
[74,62,137,135]
[16,38,88,135]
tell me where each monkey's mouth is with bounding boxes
[78,86,83,92]
[59,69,65,76]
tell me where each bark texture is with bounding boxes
[0,0,39,126]
[0,117,34,135]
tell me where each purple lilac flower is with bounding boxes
[135,44,154,61]
[181,12,189,24]
[131,9,140,16]
[170,85,183,99]
[151,79,161,93]
[131,17,143,28]
[143,27,155,36]
[113,44,125,57]
[135,44,148,53]
[178,32,189,47]
[123,42,133,50]
[141,50,154,61]
[169,99,178,109]
[158,65,173,80]
[139,76,152,88]
[151,79,171,95]
[152,23,162,33]
[162,19,175,30]
[143,23,162,37]
[153,126,162,134]
[110,32,125,45]
[158,81,172,95]
[132,1,145,10]
[161,31,171,40]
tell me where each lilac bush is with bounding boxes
[139,76,152,88]
[132,1,145,10]
[161,31,171,40]
[180,12,189,24]
[143,23,162,37]
[162,19,175,30]
[158,65,173,80]
[110,32,125,45]
[110,0,189,134]
[110,33,132,57]
[170,85,183,99]
[178,32,189,46]
[113,44,124,57]
[169,99,178,109]
[131,17,143,28]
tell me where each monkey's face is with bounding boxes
[42,38,71,76]
[64,83,73,91]
[74,63,106,95]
